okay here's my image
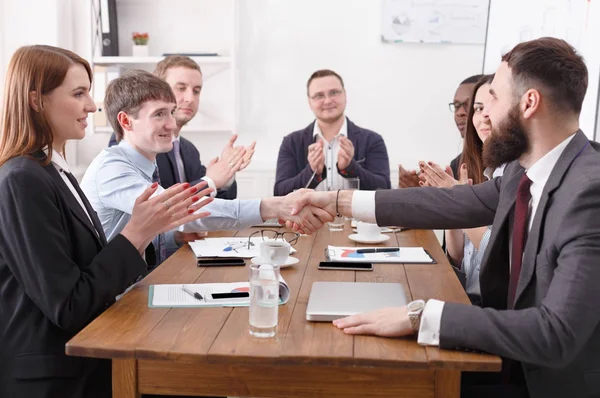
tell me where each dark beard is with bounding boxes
[482,104,529,169]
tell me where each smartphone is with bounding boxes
[211,292,250,299]
[197,258,246,267]
[318,261,373,271]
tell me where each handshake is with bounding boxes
[260,189,355,234]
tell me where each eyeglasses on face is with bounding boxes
[247,229,300,249]
[309,89,344,102]
[449,100,470,113]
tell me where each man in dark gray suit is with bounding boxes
[291,38,600,398]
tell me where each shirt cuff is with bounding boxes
[351,190,377,223]
[417,299,445,346]
[201,176,218,198]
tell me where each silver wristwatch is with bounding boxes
[407,300,426,332]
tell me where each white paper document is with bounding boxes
[325,246,435,264]
[189,237,296,258]
[149,276,290,308]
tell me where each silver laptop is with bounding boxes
[306,282,408,322]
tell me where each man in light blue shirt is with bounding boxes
[81,69,329,264]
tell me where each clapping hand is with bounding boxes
[122,181,214,253]
[337,136,355,170]
[206,144,246,188]
[398,164,420,188]
[419,161,472,188]
[239,140,256,171]
[308,140,325,174]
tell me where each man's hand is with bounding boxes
[332,307,413,337]
[284,190,355,233]
[205,146,246,188]
[398,164,420,188]
[307,140,325,174]
[337,136,355,170]
[239,141,256,171]
[419,161,472,188]
[174,231,208,245]
[260,189,334,234]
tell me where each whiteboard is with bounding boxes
[484,0,600,140]
[381,0,490,44]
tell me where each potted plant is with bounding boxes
[132,32,149,57]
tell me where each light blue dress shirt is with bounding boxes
[80,141,263,250]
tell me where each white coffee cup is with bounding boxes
[259,241,290,265]
[356,222,381,240]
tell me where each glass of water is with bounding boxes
[343,178,360,222]
[327,215,345,231]
[249,263,280,338]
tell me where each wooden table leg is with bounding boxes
[435,370,461,398]
[113,359,140,398]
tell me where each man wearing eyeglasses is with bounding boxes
[398,74,484,188]
[274,69,391,196]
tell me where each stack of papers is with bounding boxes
[189,237,296,258]
[149,275,290,308]
[325,246,435,264]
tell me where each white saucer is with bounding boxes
[348,234,390,244]
[250,256,299,268]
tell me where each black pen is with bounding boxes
[182,285,204,301]
[356,248,400,254]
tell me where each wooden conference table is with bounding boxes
[66,225,501,398]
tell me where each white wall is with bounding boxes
[484,0,600,140]
[234,0,484,197]
[2,0,485,199]
[0,0,79,159]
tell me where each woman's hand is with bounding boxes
[419,161,472,188]
[121,181,214,251]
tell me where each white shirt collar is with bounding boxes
[312,117,347,140]
[483,163,506,180]
[172,134,181,143]
[49,149,70,173]
[526,133,576,185]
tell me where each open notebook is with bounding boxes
[325,246,435,264]
[148,275,290,308]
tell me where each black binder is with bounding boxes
[100,0,119,56]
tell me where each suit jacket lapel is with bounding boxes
[166,147,178,181]
[514,130,590,306]
[479,165,524,309]
[156,152,174,187]
[179,139,193,182]
[45,164,104,247]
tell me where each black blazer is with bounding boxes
[109,133,237,199]
[273,118,391,196]
[0,155,147,398]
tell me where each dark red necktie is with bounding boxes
[508,173,532,308]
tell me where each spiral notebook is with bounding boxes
[324,246,435,264]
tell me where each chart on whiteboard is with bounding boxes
[381,0,490,44]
